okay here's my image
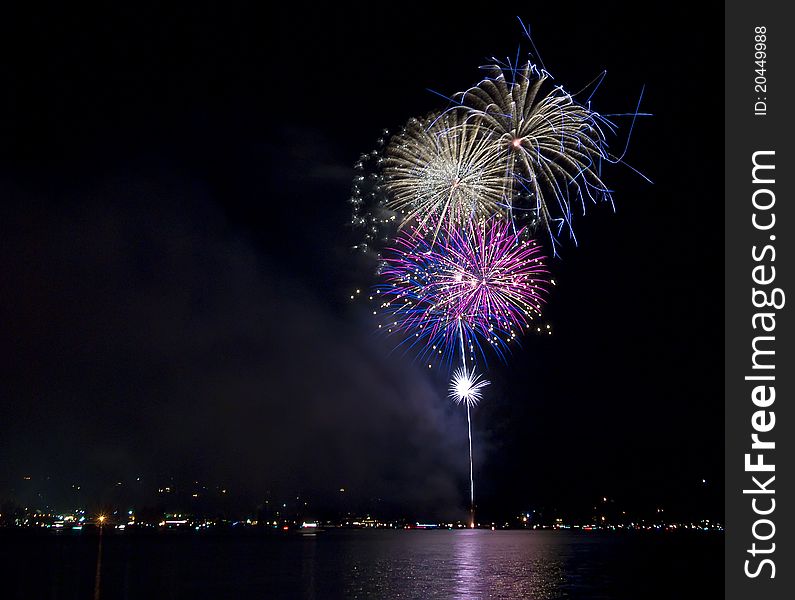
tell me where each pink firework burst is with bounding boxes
[375,216,552,365]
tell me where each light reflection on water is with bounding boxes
[451,530,563,600]
[453,530,481,598]
[1,528,722,599]
[339,530,604,599]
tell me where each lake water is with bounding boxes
[0,529,722,599]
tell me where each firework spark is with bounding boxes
[374,216,551,365]
[349,131,401,256]
[449,366,490,407]
[452,62,613,251]
[383,113,511,237]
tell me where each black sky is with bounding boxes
[0,3,723,520]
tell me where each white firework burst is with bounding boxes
[449,366,490,407]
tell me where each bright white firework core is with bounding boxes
[449,367,490,407]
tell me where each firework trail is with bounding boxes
[449,360,490,526]
[374,217,549,526]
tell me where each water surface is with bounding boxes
[0,529,722,599]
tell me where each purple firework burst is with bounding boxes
[374,216,551,365]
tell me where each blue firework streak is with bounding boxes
[448,61,617,254]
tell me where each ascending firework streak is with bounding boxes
[374,217,551,524]
[449,322,490,527]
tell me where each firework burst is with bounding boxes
[348,20,645,527]
[451,62,613,251]
[382,113,511,237]
[449,366,490,407]
[374,216,551,365]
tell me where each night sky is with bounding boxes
[0,3,722,520]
